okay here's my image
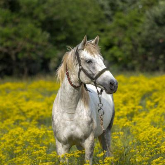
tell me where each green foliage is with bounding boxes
[0,0,164,76]
[139,1,165,71]
[99,0,163,71]
[0,0,105,76]
[0,0,57,76]
[101,10,143,70]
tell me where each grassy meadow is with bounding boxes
[0,75,165,165]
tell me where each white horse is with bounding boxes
[52,36,118,164]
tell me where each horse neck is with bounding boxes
[58,76,81,113]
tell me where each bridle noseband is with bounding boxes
[66,47,108,91]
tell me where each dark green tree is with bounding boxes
[0,0,106,76]
[139,1,165,71]
[0,0,57,76]
[99,0,161,71]
[0,0,164,76]
[100,10,143,70]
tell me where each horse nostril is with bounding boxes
[110,79,115,86]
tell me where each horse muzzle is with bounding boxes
[103,79,118,94]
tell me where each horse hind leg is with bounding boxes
[98,128,111,157]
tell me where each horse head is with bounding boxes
[74,36,118,94]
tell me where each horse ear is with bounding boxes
[78,35,87,50]
[92,36,99,45]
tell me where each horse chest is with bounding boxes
[54,113,93,143]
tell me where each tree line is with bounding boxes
[0,0,164,77]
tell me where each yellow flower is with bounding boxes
[1,75,165,164]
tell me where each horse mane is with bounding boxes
[57,42,100,107]
[57,50,74,83]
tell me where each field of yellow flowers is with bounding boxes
[0,75,165,165]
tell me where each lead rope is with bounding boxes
[94,83,111,159]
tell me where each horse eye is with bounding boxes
[86,59,92,64]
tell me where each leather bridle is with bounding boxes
[66,47,108,91]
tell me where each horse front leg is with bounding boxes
[83,132,95,165]
[56,139,70,164]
